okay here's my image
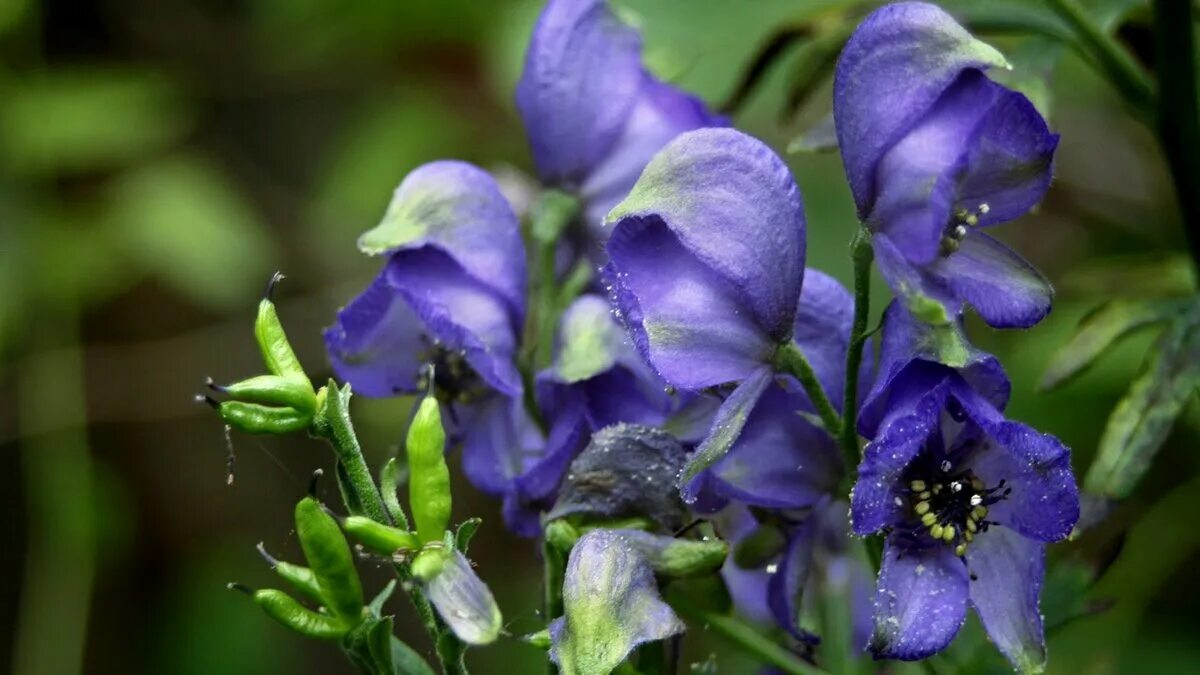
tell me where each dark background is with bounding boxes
[1,1,1197,673]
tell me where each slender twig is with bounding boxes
[1044,0,1155,112]
[773,342,843,441]
[1153,0,1200,273]
[542,539,566,675]
[668,593,829,675]
[839,229,874,488]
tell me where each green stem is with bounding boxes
[668,594,828,675]
[1044,0,1155,112]
[313,384,465,675]
[13,315,94,675]
[542,539,567,675]
[772,342,842,436]
[1153,0,1200,271]
[839,229,874,491]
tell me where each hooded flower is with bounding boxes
[603,127,810,497]
[325,160,526,400]
[851,303,1079,670]
[834,2,1059,329]
[516,0,724,231]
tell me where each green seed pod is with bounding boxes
[217,374,316,414]
[406,393,451,544]
[294,497,364,623]
[544,519,581,552]
[410,546,449,583]
[379,457,410,529]
[342,516,420,556]
[216,401,311,435]
[253,588,348,640]
[257,543,324,606]
[254,276,312,388]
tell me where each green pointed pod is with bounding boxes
[216,374,316,414]
[254,274,312,389]
[342,516,420,556]
[217,400,311,435]
[257,542,324,606]
[294,497,364,623]
[253,588,348,640]
[406,391,451,544]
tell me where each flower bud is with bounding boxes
[294,497,364,624]
[251,588,349,640]
[342,516,420,556]
[406,388,451,544]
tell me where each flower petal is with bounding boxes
[951,380,1079,542]
[607,128,806,343]
[679,367,775,503]
[791,268,855,405]
[966,525,1047,673]
[516,0,643,185]
[834,1,1008,220]
[604,215,775,389]
[550,529,685,674]
[425,550,503,645]
[460,395,545,499]
[717,506,777,625]
[767,517,820,643]
[386,247,523,396]
[707,386,842,510]
[356,161,526,317]
[324,271,426,397]
[926,232,1053,329]
[869,536,969,661]
[852,369,948,535]
[859,298,1010,438]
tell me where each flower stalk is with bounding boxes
[772,342,843,436]
[839,227,874,487]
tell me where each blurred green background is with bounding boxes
[1,0,1197,673]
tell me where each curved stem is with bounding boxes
[1044,0,1155,112]
[773,342,842,436]
[839,229,874,488]
[1153,0,1200,273]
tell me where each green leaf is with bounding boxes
[104,155,275,310]
[786,113,838,155]
[1039,298,1182,390]
[455,517,483,554]
[390,635,437,675]
[368,580,397,619]
[1085,309,1200,499]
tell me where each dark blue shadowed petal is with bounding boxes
[707,386,842,510]
[356,160,526,318]
[925,232,1053,329]
[550,529,685,674]
[717,505,776,626]
[966,525,1047,673]
[767,517,820,644]
[679,366,775,502]
[952,380,1079,542]
[859,299,1010,438]
[516,0,643,185]
[460,395,545,500]
[606,128,806,345]
[324,271,426,397]
[604,216,776,389]
[852,370,949,535]
[834,1,1008,219]
[791,269,855,406]
[386,247,523,397]
[581,75,726,233]
[869,536,969,661]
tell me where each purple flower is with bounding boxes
[461,295,705,537]
[516,0,724,230]
[603,127,810,496]
[324,161,526,399]
[850,303,1079,669]
[834,2,1059,329]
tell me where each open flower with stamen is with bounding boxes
[851,302,1079,669]
[834,2,1059,329]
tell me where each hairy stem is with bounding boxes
[668,593,829,675]
[1044,0,1155,112]
[773,342,843,437]
[543,539,567,675]
[1153,0,1200,272]
[839,229,874,489]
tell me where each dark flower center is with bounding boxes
[938,203,990,257]
[416,339,488,405]
[903,458,1010,558]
